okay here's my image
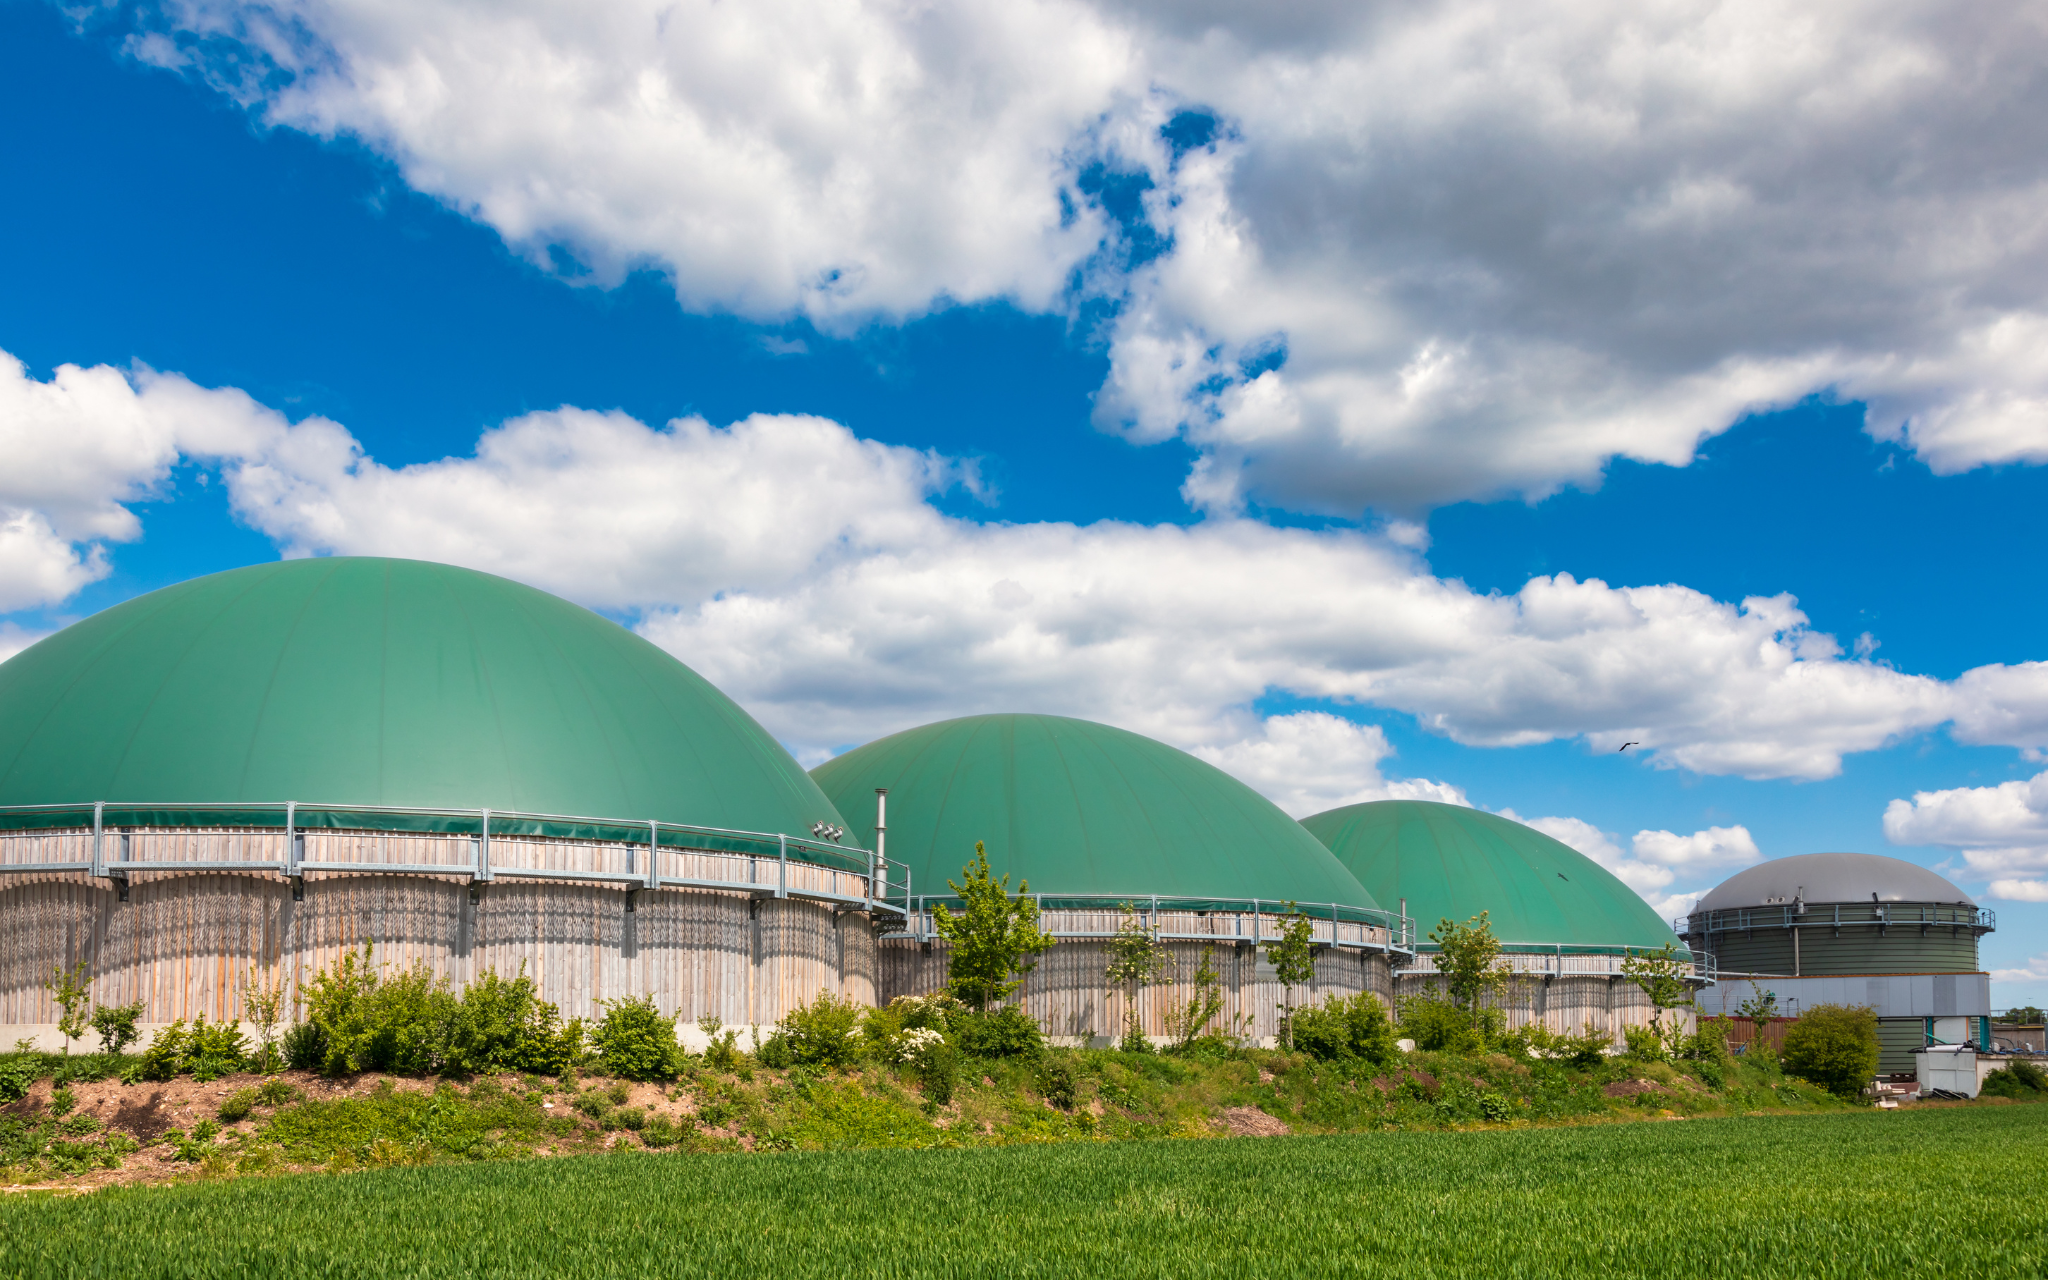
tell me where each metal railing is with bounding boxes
[1677,902,1995,935]
[882,893,1417,957]
[0,800,911,917]
[1399,942,1717,985]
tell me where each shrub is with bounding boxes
[614,1106,647,1131]
[257,1078,302,1107]
[443,966,574,1076]
[1623,1025,1667,1063]
[948,1004,1043,1059]
[1397,992,1484,1054]
[697,1016,742,1072]
[573,1092,611,1121]
[90,1001,145,1057]
[281,1022,325,1072]
[1041,1058,1076,1110]
[917,1041,960,1105]
[0,1058,37,1103]
[1291,992,1398,1066]
[218,1089,257,1122]
[1980,1061,2048,1100]
[0,1056,35,1105]
[641,1115,689,1148]
[594,995,679,1082]
[1780,1004,1880,1097]
[131,1021,190,1083]
[186,1015,249,1080]
[766,991,864,1069]
[49,1086,76,1117]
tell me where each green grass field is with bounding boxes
[0,1105,2039,1279]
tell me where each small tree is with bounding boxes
[930,841,1055,1010]
[243,968,288,1073]
[1621,942,1695,1046]
[90,1001,145,1057]
[1780,1004,1880,1097]
[1430,912,1505,1025]
[1163,946,1226,1050]
[1735,988,1779,1055]
[46,963,91,1056]
[1104,903,1168,1051]
[1265,904,1317,1049]
[2004,1005,2044,1025]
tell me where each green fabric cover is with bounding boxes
[1300,800,1685,955]
[810,714,1380,911]
[0,558,849,850]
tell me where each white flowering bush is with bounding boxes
[894,1027,946,1064]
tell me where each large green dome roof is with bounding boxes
[811,714,1380,910]
[0,557,846,838]
[1300,800,1683,954]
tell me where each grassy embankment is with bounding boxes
[0,1041,1862,1181]
[0,1105,2041,1278]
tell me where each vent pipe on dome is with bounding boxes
[873,789,888,906]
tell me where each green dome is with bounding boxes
[0,557,847,839]
[811,714,1380,911]
[1300,800,1683,954]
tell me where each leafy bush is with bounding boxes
[948,1004,1043,1059]
[0,1057,35,1104]
[219,1089,258,1122]
[257,1078,302,1107]
[763,991,863,1069]
[594,995,679,1082]
[697,1016,742,1072]
[443,966,580,1077]
[49,1086,76,1117]
[90,1002,145,1057]
[1397,992,1485,1054]
[1980,1060,2048,1100]
[1041,1058,1076,1110]
[280,1021,324,1072]
[614,1106,647,1131]
[1623,1025,1667,1062]
[641,1115,689,1148]
[1511,1022,1611,1068]
[1291,993,1398,1066]
[131,1021,191,1083]
[1780,1004,1880,1097]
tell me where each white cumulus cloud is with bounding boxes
[111,0,2048,511]
[0,349,1996,789]
[1883,769,2048,893]
[1502,811,1760,920]
[1188,712,1467,818]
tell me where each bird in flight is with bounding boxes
[1619,742,1639,752]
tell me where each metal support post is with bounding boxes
[777,833,788,899]
[647,821,659,890]
[477,809,492,882]
[91,801,104,879]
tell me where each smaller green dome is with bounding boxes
[812,714,1380,912]
[1301,800,1683,954]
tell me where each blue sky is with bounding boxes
[3,0,2046,1000]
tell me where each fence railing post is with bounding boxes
[91,801,103,879]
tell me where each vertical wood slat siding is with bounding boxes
[0,828,880,1028]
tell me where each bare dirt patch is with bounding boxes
[1222,1107,1291,1137]
[1603,1079,1672,1099]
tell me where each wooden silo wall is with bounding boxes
[880,932,1397,1043]
[0,862,874,1030]
[1391,971,1688,1039]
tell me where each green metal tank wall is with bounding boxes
[0,557,846,838]
[809,714,1380,910]
[1300,800,1683,953]
[1693,925,1979,976]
